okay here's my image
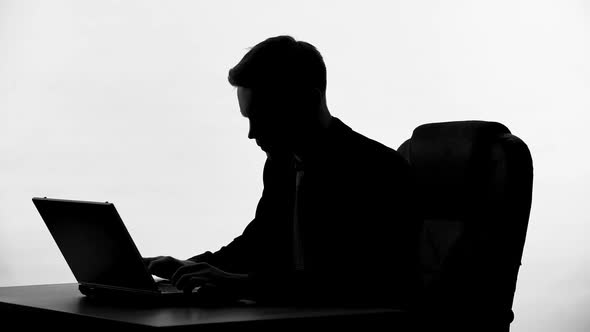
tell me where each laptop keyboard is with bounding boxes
[156,281,182,294]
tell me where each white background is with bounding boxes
[0,1,588,331]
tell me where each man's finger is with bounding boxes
[147,257,183,279]
[142,256,159,265]
[179,276,209,293]
[175,271,209,290]
[183,277,210,294]
[170,263,208,284]
[147,257,169,272]
[147,261,160,274]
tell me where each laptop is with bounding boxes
[32,197,198,301]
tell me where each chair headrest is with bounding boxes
[400,121,511,219]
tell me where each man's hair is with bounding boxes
[228,35,327,95]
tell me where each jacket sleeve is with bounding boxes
[186,155,277,274]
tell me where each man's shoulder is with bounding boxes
[332,118,408,170]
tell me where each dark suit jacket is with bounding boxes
[189,117,419,307]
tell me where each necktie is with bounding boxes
[292,159,305,271]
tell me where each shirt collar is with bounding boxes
[292,116,342,170]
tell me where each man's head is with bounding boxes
[228,35,330,155]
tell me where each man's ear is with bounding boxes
[290,87,322,117]
[294,87,321,111]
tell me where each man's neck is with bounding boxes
[292,114,333,163]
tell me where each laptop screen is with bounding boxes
[33,197,157,292]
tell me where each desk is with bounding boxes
[0,283,411,331]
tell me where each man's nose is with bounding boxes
[248,125,255,139]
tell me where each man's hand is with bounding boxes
[143,256,197,280]
[170,262,249,296]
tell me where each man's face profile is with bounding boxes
[238,86,301,154]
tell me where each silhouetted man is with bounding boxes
[144,35,419,307]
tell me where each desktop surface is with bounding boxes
[0,283,410,331]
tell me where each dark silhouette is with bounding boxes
[144,35,420,307]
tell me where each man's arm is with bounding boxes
[145,155,280,281]
[185,218,258,273]
[167,154,295,299]
[195,151,420,306]
[186,154,282,273]
[145,201,268,279]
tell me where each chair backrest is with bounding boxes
[398,121,533,331]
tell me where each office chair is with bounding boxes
[397,121,533,332]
